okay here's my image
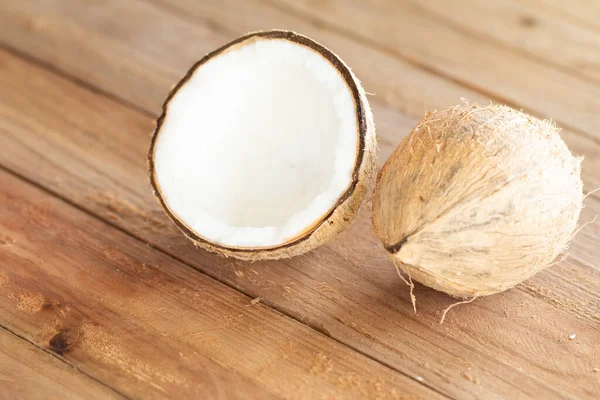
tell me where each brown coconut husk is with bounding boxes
[373,103,583,298]
[149,30,377,260]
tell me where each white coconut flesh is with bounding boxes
[153,38,360,248]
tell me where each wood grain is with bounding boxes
[0,327,123,400]
[1,27,599,400]
[0,169,435,400]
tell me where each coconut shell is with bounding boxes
[372,104,583,298]
[149,30,377,260]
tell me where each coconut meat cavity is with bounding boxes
[153,38,359,248]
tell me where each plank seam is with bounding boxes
[0,43,155,120]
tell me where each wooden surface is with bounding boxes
[0,0,599,399]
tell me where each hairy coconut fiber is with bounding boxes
[372,104,583,298]
[149,31,376,260]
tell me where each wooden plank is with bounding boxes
[0,327,123,400]
[259,0,600,141]
[411,0,600,83]
[0,169,435,400]
[1,39,599,400]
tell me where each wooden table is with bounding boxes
[1,1,599,399]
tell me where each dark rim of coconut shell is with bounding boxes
[148,30,368,253]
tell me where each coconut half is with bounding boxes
[149,31,376,260]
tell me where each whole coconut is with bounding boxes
[372,104,583,298]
